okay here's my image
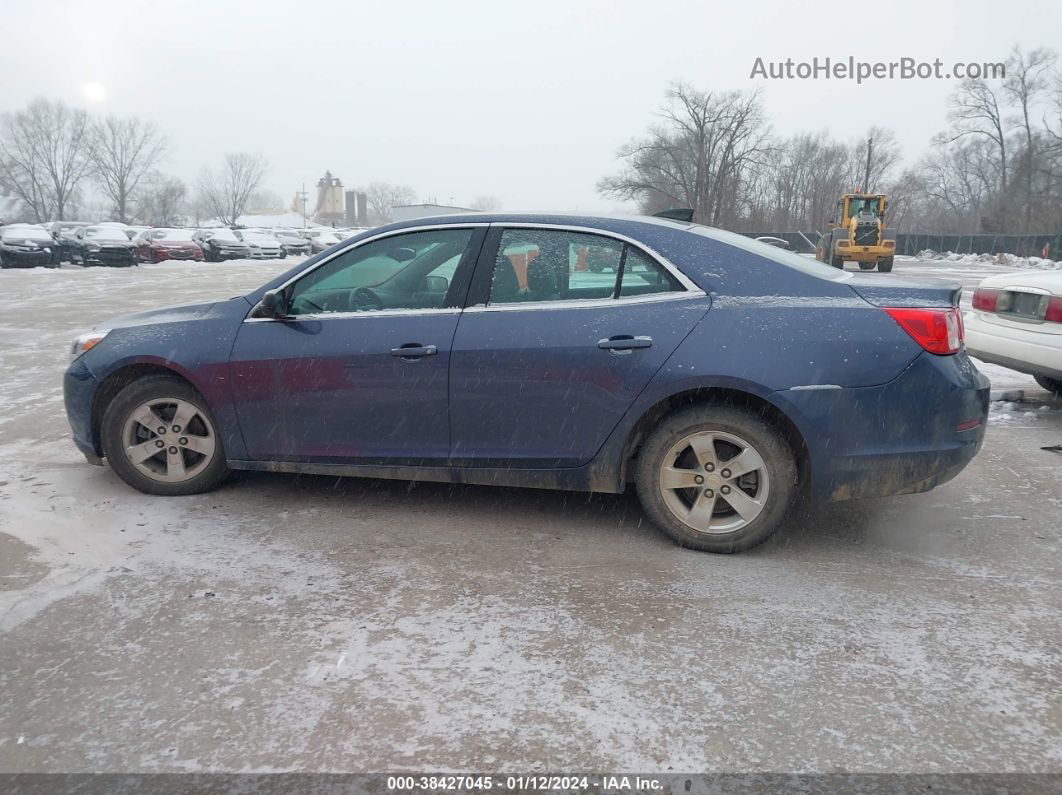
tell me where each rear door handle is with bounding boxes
[391,344,438,359]
[598,335,653,353]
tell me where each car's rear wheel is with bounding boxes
[101,375,230,496]
[1034,374,1062,395]
[635,406,798,552]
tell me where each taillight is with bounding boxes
[972,288,999,312]
[884,307,963,355]
[1046,296,1062,324]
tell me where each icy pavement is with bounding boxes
[0,256,1060,773]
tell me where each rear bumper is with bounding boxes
[774,351,990,501]
[964,311,1062,380]
[836,244,894,261]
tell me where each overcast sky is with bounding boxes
[2,0,1057,214]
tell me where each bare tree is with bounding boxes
[598,83,773,225]
[941,76,1011,224]
[470,195,502,212]
[198,153,269,226]
[849,127,902,192]
[89,115,167,223]
[0,99,92,221]
[137,174,187,226]
[362,182,416,224]
[1004,46,1056,228]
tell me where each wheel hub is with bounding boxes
[658,430,770,535]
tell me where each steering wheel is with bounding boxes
[350,287,385,311]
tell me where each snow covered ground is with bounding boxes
[0,254,1059,773]
[914,249,1061,271]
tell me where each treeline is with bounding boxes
[0,98,273,227]
[600,46,1062,235]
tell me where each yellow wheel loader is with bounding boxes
[815,193,897,272]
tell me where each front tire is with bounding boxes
[878,257,894,272]
[101,375,230,496]
[635,405,798,552]
[1034,374,1062,395]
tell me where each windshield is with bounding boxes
[150,229,195,241]
[84,227,130,241]
[206,229,239,242]
[2,227,53,243]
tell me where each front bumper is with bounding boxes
[151,248,203,263]
[214,247,250,260]
[774,351,990,501]
[64,356,103,464]
[83,248,136,266]
[1,249,56,267]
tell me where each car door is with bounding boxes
[229,225,485,463]
[448,225,709,467]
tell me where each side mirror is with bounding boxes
[389,247,416,262]
[254,289,289,319]
[423,275,449,292]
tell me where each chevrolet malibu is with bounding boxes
[63,214,989,552]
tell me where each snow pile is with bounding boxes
[916,249,1061,270]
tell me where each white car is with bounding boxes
[233,229,283,259]
[299,228,341,253]
[965,270,1062,394]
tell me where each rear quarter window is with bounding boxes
[688,226,852,282]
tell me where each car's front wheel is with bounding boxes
[1034,374,1062,395]
[635,405,798,552]
[101,375,230,496]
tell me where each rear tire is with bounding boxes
[1034,375,1062,395]
[858,262,876,270]
[635,405,798,553]
[101,375,230,496]
[878,257,894,272]
[830,253,844,269]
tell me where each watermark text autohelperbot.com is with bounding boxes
[750,56,1005,83]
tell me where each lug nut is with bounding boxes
[721,468,731,478]
[704,489,714,498]
[168,446,178,454]
[157,426,166,435]
[178,437,188,445]
[156,440,165,448]
[721,485,731,495]
[705,463,715,472]
[172,425,181,433]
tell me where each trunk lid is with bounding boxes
[846,274,961,308]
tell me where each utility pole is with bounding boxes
[297,183,308,228]
[862,135,873,192]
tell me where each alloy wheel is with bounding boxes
[121,398,217,483]
[658,430,770,534]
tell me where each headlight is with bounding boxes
[71,329,111,358]
[86,243,100,251]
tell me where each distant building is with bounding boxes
[314,171,346,224]
[390,203,479,222]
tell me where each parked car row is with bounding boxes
[0,221,351,267]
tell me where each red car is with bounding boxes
[134,228,204,263]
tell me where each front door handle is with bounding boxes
[598,335,653,353]
[391,343,438,359]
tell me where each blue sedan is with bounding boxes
[63,214,989,552]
